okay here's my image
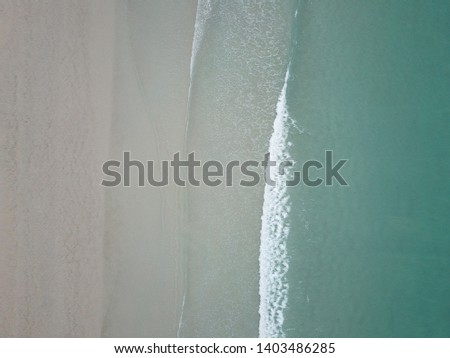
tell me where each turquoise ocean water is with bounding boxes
[281,0,450,337]
[185,0,450,337]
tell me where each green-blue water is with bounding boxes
[182,0,449,337]
[284,0,450,337]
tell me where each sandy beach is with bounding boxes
[0,0,196,337]
[0,0,114,336]
[102,0,196,337]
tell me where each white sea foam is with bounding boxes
[184,0,212,143]
[259,64,292,338]
[178,1,213,336]
[176,292,186,337]
[190,0,212,77]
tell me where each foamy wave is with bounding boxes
[190,0,212,77]
[259,64,292,338]
[184,0,212,143]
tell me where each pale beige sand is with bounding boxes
[0,0,114,337]
[0,0,196,337]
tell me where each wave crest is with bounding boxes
[259,64,292,338]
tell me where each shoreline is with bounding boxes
[179,1,296,337]
[102,0,197,337]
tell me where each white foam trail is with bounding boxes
[178,0,213,336]
[176,292,186,337]
[259,64,292,338]
[184,0,212,143]
[190,0,212,77]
